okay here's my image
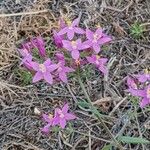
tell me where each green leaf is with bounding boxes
[118,136,150,144]
[101,144,112,150]
[77,100,90,109]
[52,126,60,133]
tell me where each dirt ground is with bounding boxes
[0,0,150,150]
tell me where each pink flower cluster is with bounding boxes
[41,104,76,133]
[127,69,150,108]
[18,16,112,85]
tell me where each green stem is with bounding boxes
[78,73,124,150]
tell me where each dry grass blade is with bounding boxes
[0,10,49,17]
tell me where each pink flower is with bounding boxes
[18,47,30,58]
[31,59,58,84]
[62,39,89,59]
[31,36,46,57]
[135,69,150,83]
[18,48,33,70]
[128,85,150,108]
[127,76,138,90]
[53,30,64,48]
[58,17,84,40]
[84,28,112,53]
[41,114,53,134]
[55,53,65,63]
[22,41,33,51]
[58,18,66,29]
[53,104,76,129]
[56,61,74,83]
[86,55,108,74]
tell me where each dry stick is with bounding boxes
[0,10,48,17]
[78,74,124,150]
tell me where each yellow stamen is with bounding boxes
[75,59,80,66]
[71,41,77,48]
[66,19,72,26]
[39,64,46,73]
[132,83,137,89]
[144,68,150,74]
[71,41,76,45]
[93,33,99,40]
[96,55,100,59]
[96,23,101,28]
[60,113,65,118]
[147,88,150,98]
[48,114,53,119]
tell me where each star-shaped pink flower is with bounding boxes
[53,30,64,48]
[58,17,84,40]
[84,28,112,53]
[31,36,46,57]
[53,104,76,129]
[31,59,57,84]
[41,114,54,134]
[18,48,33,70]
[128,84,150,108]
[135,69,150,83]
[62,39,89,60]
[127,76,138,90]
[56,61,74,83]
[86,55,108,74]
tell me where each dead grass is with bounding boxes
[0,0,150,149]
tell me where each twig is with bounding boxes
[73,130,111,143]
[0,10,48,17]
[109,97,127,116]
[66,83,78,102]
[89,130,92,150]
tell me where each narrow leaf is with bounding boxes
[77,100,90,109]
[118,136,150,144]
[101,144,112,150]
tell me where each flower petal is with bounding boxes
[62,104,69,113]
[140,98,149,108]
[98,36,112,45]
[33,72,43,83]
[52,116,60,126]
[86,56,96,64]
[95,28,103,38]
[72,18,80,26]
[42,114,53,123]
[60,118,66,129]
[99,58,108,64]
[58,27,68,35]
[44,72,53,84]
[67,30,74,40]
[48,64,58,72]
[93,44,100,53]
[43,59,52,66]
[38,46,46,57]
[98,66,108,75]
[74,27,85,34]
[62,40,72,51]
[79,41,91,50]
[86,29,94,40]
[71,50,80,60]
[64,66,75,72]
[128,88,146,97]
[135,74,147,83]
[41,123,51,134]
[59,72,68,83]
[65,113,76,120]
[31,62,39,71]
